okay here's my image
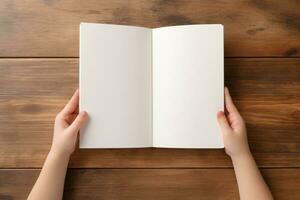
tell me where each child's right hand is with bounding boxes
[217,87,251,159]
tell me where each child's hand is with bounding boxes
[50,89,88,158]
[217,87,250,159]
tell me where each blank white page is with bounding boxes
[80,23,152,148]
[152,25,224,148]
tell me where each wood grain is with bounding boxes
[1,1,299,198]
[0,0,299,57]
[1,169,300,200]
[0,58,299,168]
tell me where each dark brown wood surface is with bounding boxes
[0,0,299,199]
[1,169,300,200]
[0,0,299,57]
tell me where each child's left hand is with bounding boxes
[50,89,88,158]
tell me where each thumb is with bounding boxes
[217,111,232,135]
[68,111,88,134]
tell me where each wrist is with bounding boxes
[49,147,71,162]
[230,149,252,163]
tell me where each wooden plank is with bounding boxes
[0,0,299,57]
[1,169,300,199]
[0,58,299,168]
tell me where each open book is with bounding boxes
[79,23,224,148]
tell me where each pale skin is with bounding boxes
[28,87,273,200]
[217,87,273,200]
[27,89,88,200]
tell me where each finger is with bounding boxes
[61,89,79,116]
[224,87,240,115]
[68,111,88,134]
[64,113,78,123]
[217,111,232,134]
[75,106,79,114]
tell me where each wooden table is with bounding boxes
[0,1,299,199]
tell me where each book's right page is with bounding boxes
[152,24,224,148]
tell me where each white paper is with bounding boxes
[152,25,224,148]
[80,23,224,149]
[80,23,152,148]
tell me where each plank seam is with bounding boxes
[0,57,300,59]
[1,167,300,170]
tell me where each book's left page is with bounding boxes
[79,23,152,148]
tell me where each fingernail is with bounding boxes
[217,111,224,117]
[81,111,88,117]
